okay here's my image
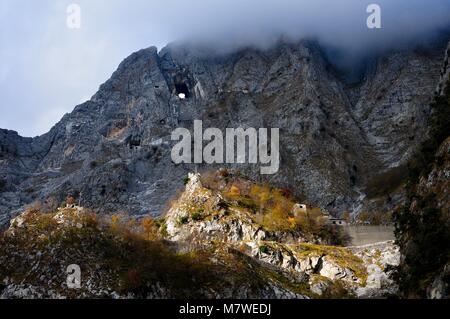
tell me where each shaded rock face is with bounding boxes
[0,39,447,224]
[394,41,450,299]
[400,137,450,298]
[427,264,450,299]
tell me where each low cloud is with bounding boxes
[1,0,449,136]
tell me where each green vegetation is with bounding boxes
[191,209,204,221]
[393,78,450,298]
[258,245,269,254]
[182,176,190,185]
[394,193,450,297]
[177,215,189,225]
[296,243,368,286]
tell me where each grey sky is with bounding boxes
[1,0,449,137]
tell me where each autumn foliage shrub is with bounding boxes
[203,171,349,244]
[213,172,332,236]
[141,217,159,240]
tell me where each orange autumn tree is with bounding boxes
[141,217,158,240]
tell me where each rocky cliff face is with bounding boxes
[394,40,450,299]
[0,39,447,225]
[394,137,450,299]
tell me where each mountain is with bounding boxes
[0,38,448,226]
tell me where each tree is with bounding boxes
[141,217,158,240]
[110,214,122,232]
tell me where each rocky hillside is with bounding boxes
[163,171,400,298]
[1,38,448,225]
[0,172,400,299]
[393,42,450,299]
[394,137,450,298]
[0,207,311,299]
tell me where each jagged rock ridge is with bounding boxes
[0,38,448,224]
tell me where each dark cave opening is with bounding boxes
[175,82,190,98]
[129,137,141,149]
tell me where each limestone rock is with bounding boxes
[1,39,448,226]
